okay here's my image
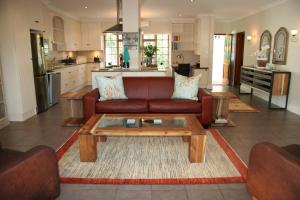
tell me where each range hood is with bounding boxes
[103,0,123,33]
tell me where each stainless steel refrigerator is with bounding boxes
[30,30,49,113]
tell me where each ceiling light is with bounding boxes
[190,0,194,2]
[84,6,88,9]
[179,14,182,17]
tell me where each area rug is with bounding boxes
[229,98,260,113]
[56,129,247,184]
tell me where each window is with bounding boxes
[142,34,169,67]
[104,33,123,66]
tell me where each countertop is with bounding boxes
[92,68,167,72]
[51,62,101,70]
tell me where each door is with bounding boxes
[231,32,245,86]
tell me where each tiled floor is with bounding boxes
[1,85,300,200]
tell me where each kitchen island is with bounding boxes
[91,68,172,89]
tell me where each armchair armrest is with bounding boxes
[198,89,213,127]
[83,88,100,122]
[0,146,60,200]
[247,142,300,200]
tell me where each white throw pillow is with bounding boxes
[171,72,201,101]
[95,74,128,101]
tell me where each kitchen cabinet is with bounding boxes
[55,64,87,94]
[80,22,103,50]
[172,23,194,51]
[194,20,201,55]
[65,19,81,51]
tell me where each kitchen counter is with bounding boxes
[92,68,167,72]
[51,62,101,71]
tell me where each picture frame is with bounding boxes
[272,27,289,65]
[260,30,272,63]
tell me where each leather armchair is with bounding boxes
[0,145,60,200]
[247,142,300,200]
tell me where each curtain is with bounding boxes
[223,35,232,82]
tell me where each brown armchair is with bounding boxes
[247,142,300,200]
[0,145,60,200]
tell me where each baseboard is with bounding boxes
[7,108,36,122]
[287,104,300,116]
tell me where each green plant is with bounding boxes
[144,45,158,58]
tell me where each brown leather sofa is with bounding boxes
[0,145,60,200]
[247,142,300,200]
[83,77,213,127]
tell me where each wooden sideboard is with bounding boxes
[240,66,291,109]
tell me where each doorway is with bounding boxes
[212,34,232,85]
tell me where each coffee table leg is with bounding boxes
[79,134,97,162]
[189,135,207,163]
[182,136,190,143]
[98,136,107,142]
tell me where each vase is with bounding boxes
[146,57,152,66]
[257,60,267,67]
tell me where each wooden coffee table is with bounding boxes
[78,114,207,163]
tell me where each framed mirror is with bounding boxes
[272,27,289,65]
[260,30,272,63]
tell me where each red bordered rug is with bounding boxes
[56,129,247,184]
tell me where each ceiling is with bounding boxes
[45,0,286,21]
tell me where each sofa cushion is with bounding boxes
[95,99,148,113]
[149,99,202,113]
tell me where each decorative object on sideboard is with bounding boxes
[272,27,289,65]
[290,29,298,42]
[254,45,270,67]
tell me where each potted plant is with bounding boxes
[144,45,158,67]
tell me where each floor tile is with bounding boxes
[118,184,151,190]
[152,184,186,190]
[58,189,116,200]
[187,189,224,200]
[151,190,188,200]
[185,184,219,190]
[115,190,151,200]
[220,189,251,200]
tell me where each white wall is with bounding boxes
[141,21,172,34]
[0,0,45,121]
[230,0,300,114]
[0,0,83,121]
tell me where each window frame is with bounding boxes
[104,33,123,66]
[142,34,170,67]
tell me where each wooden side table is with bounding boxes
[61,91,89,127]
[206,91,236,126]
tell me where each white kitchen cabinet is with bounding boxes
[80,22,103,50]
[55,64,87,94]
[194,20,201,55]
[172,23,194,51]
[65,19,81,51]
